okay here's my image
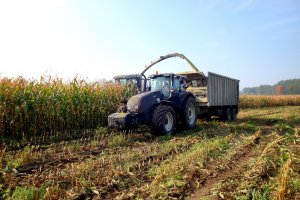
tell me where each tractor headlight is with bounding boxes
[134,105,139,111]
[127,104,139,112]
[127,104,132,111]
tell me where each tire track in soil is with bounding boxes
[12,132,149,175]
[5,136,110,175]
[8,143,147,188]
[187,137,262,200]
[5,133,148,189]
[16,148,104,174]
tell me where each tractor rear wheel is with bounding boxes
[152,105,176,135]
[181,96,197,129]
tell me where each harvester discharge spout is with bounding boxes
[141,53,200,75]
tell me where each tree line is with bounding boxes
[242,78,300,95]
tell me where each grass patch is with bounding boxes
[12,186,46,200]
[108,135,128,147]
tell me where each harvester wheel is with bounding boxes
[152,105,176,135]
[181,96,197,129]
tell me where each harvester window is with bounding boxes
[119,79,127,86]
[118,78,139,86]
[192,80,197,87]
[128,79,138,85]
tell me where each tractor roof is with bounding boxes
[148,73,187,80]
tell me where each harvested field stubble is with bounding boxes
[0,106,299,199]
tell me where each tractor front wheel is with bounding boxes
[152,105,176,135]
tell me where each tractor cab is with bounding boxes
[148,73,188,98]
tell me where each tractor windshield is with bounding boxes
[150,76,170,92]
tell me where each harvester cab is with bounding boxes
[113,74,146,94]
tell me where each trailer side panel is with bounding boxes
[207,72,239,106]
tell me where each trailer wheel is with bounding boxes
[231,108,237,121]
[152,105,176,135]
[181,96,197,129]
[225,108,232,122]
[205,113,212,121]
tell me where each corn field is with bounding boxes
[239,95,300,108]
[1,76,300,139]
[0,76,134,138]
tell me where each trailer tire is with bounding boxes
[231,108,237,121]
[181,96,197,129]
[152,105,176,135]
[205,113,212,121]
[224,107,232,122]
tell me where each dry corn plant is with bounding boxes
[239,95,300,109]
[274,157,292,200]
[255,134,283,165]
[246,133,283,179]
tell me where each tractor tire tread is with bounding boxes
[152,105,175,135]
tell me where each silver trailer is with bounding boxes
[179,71,239,120]
[207,72,239,107]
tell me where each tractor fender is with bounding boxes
[160,99,175,107]
[178,92,195,108]
[150,100,175,112]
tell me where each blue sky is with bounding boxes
[0,0,299,89]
